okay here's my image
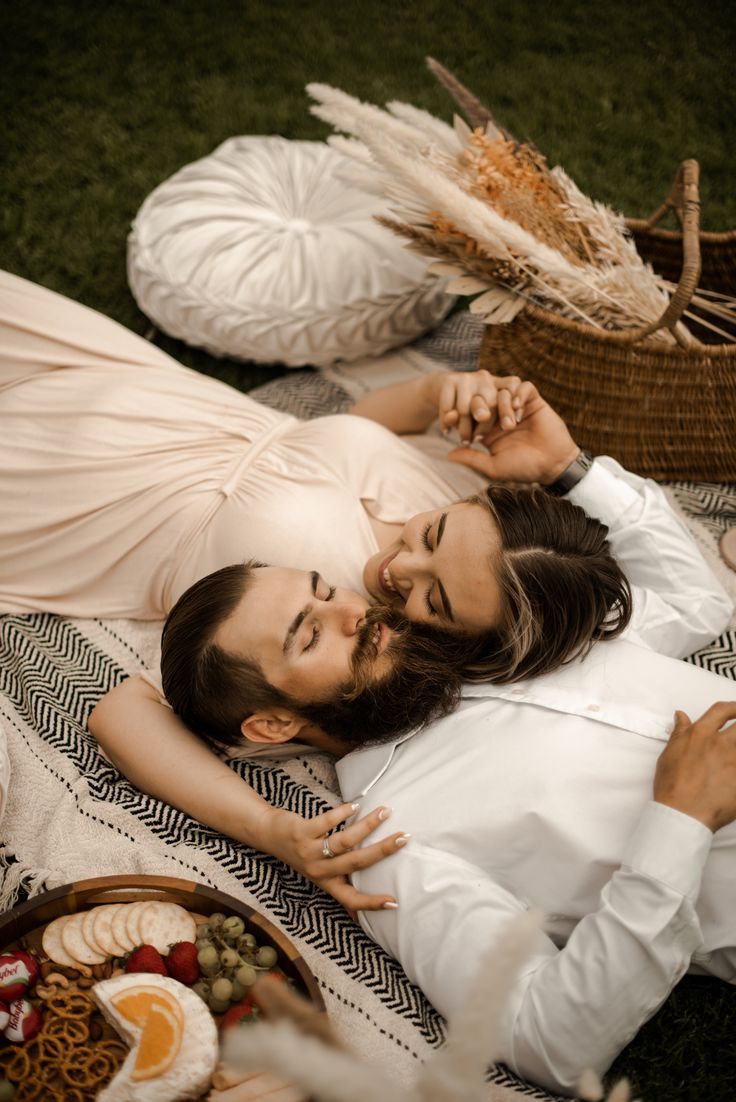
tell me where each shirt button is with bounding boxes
[587,703,601,712]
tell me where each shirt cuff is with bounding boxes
[566,458,640,522]
[624,800,713,903]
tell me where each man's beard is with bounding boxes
[296,605,470,747]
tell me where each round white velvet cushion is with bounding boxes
[127,136,452,367]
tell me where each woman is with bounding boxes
[3,270,729,910]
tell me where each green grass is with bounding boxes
[4,2,736,1098]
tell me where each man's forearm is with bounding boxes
[568,457,732,656]
[358,802,710,1096]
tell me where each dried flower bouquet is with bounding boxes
[307,68,733,346]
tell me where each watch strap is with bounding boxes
[546,449,594,496]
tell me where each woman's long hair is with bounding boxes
[460,486,632,683]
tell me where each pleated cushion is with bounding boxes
[127,136,452,367]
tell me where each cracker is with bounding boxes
[81,908,106,957]
[111,904,136,953]
[138,901,197,953]
[92,904,127,957]
[124,900,154,948]
[61,913,106,966]
[42,915,91,976]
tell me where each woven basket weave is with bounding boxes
[478,161,736,481]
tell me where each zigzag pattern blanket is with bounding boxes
[1,314,734,1101]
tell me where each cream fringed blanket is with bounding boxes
[1,316,735,1102]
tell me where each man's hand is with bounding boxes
[267,804,406,914]
[654,703,736,832]
[446,381,581,486]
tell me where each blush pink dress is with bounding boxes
[0,271,484,618]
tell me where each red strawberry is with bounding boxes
[165,941,199,986]
[125,945,167,976]
[220,996,259,1030]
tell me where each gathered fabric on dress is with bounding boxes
[0,271,484,619]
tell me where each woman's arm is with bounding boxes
[88,675,404,912]
[349,369,522,440]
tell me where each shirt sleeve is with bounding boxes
[567,457,733,658]
[357,801,711,1095]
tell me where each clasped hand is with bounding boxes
[430,369,581,486]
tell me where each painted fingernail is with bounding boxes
[350,803,360,812]
[383,901,399,909]
[378,807,392,822]
[395,833,411,847]
[516,409,523,422]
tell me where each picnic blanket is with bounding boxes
[1,312,734,1101]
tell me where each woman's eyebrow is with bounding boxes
[436,512,448,547]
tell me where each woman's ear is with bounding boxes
[241,711,305,745]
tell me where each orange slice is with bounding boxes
[131,1000,183,1081]
[111,985,184,1030]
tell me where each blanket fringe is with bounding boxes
[0,846,56,911]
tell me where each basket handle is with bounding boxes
[622,160,702,346]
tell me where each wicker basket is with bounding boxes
[478,161,736,481]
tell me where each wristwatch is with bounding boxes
[545,448,594,496]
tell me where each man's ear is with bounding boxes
[241,710,306,745]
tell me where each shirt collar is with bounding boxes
[335,683,512,800]
[336,727,419,801]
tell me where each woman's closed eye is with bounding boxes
[421,522,433,552]
[304,624,321,652]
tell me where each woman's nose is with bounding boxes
[389,548,422,598]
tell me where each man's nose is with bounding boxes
[330,597,368,636]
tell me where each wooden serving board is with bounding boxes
[0,873,325,1010]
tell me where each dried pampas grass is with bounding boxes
[306,78,682,343]
[223,911,643,1102]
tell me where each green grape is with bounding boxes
[222,935,238,948]
[222,915,245,938]
[230,979,245,1002]
[236,963,257,987]
[197,924,212,939]
[192,981,211,1002]
[256,945,278,968]
[195,937,213,952]
[208,995,231,1014]
[211,977,233,1002]
[239,933,257,950]
[198,946,220,976]
[220,948,240,969]
[209,912,226,929]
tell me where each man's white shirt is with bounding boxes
[337,460,734,1095]
[338,641,736,1094]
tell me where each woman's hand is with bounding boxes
[266,803,407,914]
[432,369,525,444]
[447,381,581,486]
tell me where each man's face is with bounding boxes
[214,566,396,704]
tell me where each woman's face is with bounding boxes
[362,502,502,633]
